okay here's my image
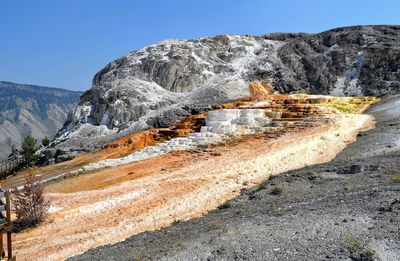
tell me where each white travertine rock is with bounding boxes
[73,109,272,173]
[202,109,270,135]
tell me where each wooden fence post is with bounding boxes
[5,191,12,261]
[0,229,3,259]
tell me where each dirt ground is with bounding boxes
[10,113,373,261]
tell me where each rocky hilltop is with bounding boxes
[52,25,400,158]
[0,81,81,159]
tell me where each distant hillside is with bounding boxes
[0,81,81,159]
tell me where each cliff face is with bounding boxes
[54,25,400,155]
[0,81,81,159]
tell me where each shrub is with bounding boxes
[218,200,231,209]
[269,187,282,195]
[12,173,49,229]
[255,180,268,191]
[41,136,51,147]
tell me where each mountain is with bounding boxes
[0,81,81,159]
[51,25,400,159]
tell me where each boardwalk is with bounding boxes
[0,156,25,179]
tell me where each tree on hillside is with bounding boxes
[12,173,49,229]
[22,135,39,165]
[41,136,51,147]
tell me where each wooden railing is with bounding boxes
[0,156,25,178]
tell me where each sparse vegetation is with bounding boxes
[218,200,232,209]
[171,219,181,225]
[392,175,400,183]
[387,165,400,183]
[344,235,375,260]
[209,219,238,234]
[12,173,49,229]
[210,219,224,230]
[132,252,142,261]
[255,175,279,192]
[255,180,268,191]
[269,187,282,195]
[175,239,186,248]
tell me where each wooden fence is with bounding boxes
[0,156,25,178]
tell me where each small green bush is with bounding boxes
[269,187,282,195]
[41,136,51,147]
[255,180,268,191]
[218,200,232,209]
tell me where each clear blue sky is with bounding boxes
[1,0,399,91]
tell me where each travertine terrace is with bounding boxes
[66,92,378,175]
[6,92,378,260]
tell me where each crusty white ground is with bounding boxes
[13,114,374,261]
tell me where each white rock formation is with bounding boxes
[201,109,271,135]
[72,109,272,173]
[51,26,400,160]
[52,35,283,154]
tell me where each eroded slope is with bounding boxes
[72,96,400,261]
[8,94,377,260]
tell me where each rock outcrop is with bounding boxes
[53,25,400,157]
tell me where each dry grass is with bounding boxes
[344,234,376,256]
[387,166,400,183]
[392,175,400,183]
